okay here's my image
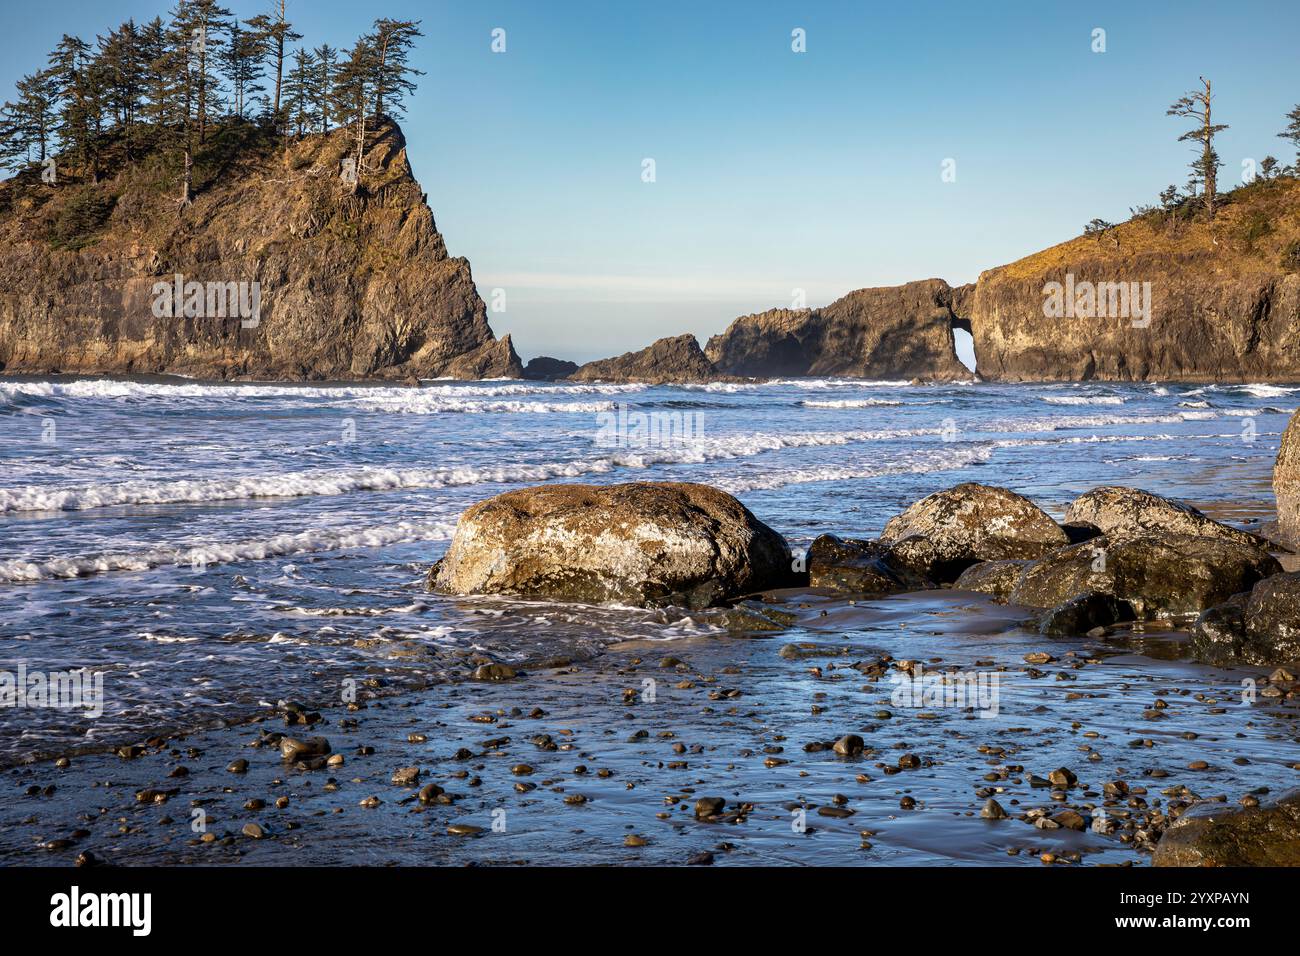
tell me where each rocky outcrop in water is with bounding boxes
[1065,486,1263,549]
[705,278,971,380]
[429,481,793,608]
[968,179,1300,381]
[522,356,579,381]
[0,121,521,381]
[568,334,719,384]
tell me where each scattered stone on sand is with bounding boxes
[832,734,865,756]
[279,736,331,761]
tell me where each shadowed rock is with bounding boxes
[522,356,579,381]
[429,481,792,609]
[807,534,933,594]
[1011,534,1281,620]
[705,278,971,380]
[569,334,719,384]
[1153,790,1300,866]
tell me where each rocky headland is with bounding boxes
[0,120,521,381]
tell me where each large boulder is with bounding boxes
[807,535,933,594]
[429,482,792,609]
[1153,790,1300,867]
[1064,486,1262,549]
[1242,572,1300,665]
[1010,534,1281,619]
[1275,411,1300,549]
[879,483,1068,581]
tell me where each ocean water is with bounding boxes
[0,375,1292,765]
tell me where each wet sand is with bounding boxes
[4,587,1297,867]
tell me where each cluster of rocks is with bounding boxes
[430,478,1299,668]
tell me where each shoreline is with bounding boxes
[4,586,1295,868]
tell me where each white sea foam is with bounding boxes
[0,519,457,583]
[0,379,646,403]
[0,427,941,513]
[799,398,904,408]
[715,445,994,493]
[1041,396,1125,406]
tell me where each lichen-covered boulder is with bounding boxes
[879,483,1068,582]
[1064,486,1262,548]
[1010,534,1280,619]
[429,482,792,609]
[952,560,1032,601]
[1153,790,1300,867]
[807,535,933,594]
[1275,410,1300,549]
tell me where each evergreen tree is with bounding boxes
[220,19,267,120]
[1280,104,1300,168]
[169,0,230,145]
[247,0,301,128]
[281,47,316,138]
[330,38,374,193]
[1167,77,1228,218]
[312,44,337,134]
[368,19,422,119]
[0,69,60,170]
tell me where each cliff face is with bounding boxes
[569,334,720,384]
[704,279,971,380]
[970,179,1300,382]
[0,120,521,381]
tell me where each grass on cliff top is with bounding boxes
[0,119,410,255]
[994,175,1300,281]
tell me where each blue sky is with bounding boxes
[4,1,1299,364]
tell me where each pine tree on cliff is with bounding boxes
[281,48,317,138]
[48,35,111,182]
[246,0,301,130]
[95,20,147,159]
[136,17,172,148]
[368,19,423,119]
[168,0,230,145]
[1167,77,1228,219]
[312,45,337,134]
[1281,105,1300,171]
[0,69,60,171]
[155,14,201,207]
[330,39,373,195]
[219,18,267,121]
